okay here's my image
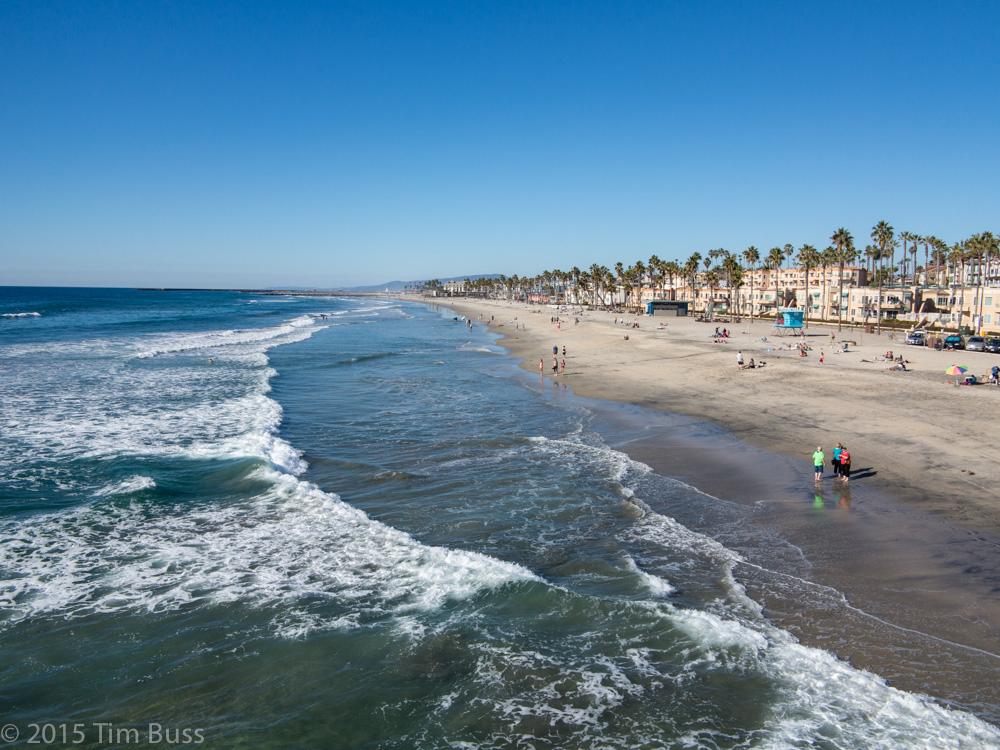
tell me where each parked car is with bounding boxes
[943,334,965,350]
[905,330,926,346]
[966,336,987,352]
[985,337,1000,354]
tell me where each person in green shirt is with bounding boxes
[812,446,825,483]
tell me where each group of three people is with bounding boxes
[812,443,852,483]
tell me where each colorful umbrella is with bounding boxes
[945,365,968,376]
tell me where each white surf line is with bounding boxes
[604,441,1000,664]
[732,558,1000,663]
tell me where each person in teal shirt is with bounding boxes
[812,446,825,483]
[832,444,843,477]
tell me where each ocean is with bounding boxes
[0,287,997,749]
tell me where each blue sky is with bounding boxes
[2,1,998,287]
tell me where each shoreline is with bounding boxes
[427,295,1000,532]
[418,294,1000,721]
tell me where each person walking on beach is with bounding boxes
[560,358,566,374]
[538,358,544,373]
[832,443,843,477]
[838,446,851,482]
[552,356,559,375]
[812,446,825,483]
[736,350,744,367]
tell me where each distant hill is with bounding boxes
[343,274,499,292]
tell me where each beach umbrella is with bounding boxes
[944,365,967,376]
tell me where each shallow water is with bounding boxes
[1,288,997,748]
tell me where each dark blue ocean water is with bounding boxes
[0,288,996,749]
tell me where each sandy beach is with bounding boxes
[419,294,1000,714]
[430,295,1000,531]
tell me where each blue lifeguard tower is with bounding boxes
[773,308,804,334]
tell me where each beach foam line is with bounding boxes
[522,426,1000,743]
[0,468,538,634]
[134,314,321,359]
[93,475,156,497]
[1,311,41,318]
[0,303,538,636]
[733,557,1000,663]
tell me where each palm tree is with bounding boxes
[631,260,646,311]
[901,231,919,285]
[648,254,662,300]
[831,227,855,331]
[742,246,759,321]
[767,246,784,316]
[871,220,894,335]
[614,262,626,309]
[863,244,878,278]
[976,232,999,331]
[783,243,795,269]
[967,232,997,333]
[588,263,604,308]
[722,253,743,317]
[930,236,948,286]
[820,246,836,321]
[704,270,720,319]
[663,260,680,301]
[797,244,820,327]
[684,252,702,310]
[949,242,969,332]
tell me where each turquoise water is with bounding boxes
[1,288,997,749]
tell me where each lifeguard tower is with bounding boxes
[773,308,804,335]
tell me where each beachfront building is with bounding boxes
[450,254,1000,333]
[442,279,468,295]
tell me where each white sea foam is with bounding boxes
[94,475,156,497]
[0,314,323,468]
[0,303,536,638]
[0,468,537,632]
[623,555,676,597]
[659,599,1000,749]
[458,341,503,354]
[1,311,41,318]
[521,429,1000,746]
[134,314,318,358]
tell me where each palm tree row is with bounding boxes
[437,224,998,333]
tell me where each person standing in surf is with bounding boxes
[812,446,825,483]
[832,443,843,477]
[839,446,852,482]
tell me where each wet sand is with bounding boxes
[584,399,1000,721]
[426,296,1000,723]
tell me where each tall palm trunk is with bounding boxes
[838,262,846,332]
[804,266,810,328]
[774,269,780,316]
[956,264,967,332]
[876,263,883,336]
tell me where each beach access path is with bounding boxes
[425,296,1000,533]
